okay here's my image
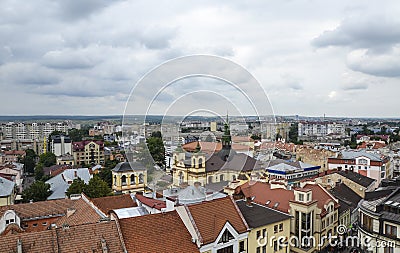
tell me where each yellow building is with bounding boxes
[112,162,147,193]
[236,200,292,253]
[72,140,105,166]
[172,120,263,187]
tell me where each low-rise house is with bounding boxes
[3,150,25,163]
[0,194,103,234]
[46,168,92,200]
[112,161,147,193]
[0,176,15,206]
[358,188,400,252]
[176,196,249,253]
[0,162,23,192]
[236,199,292,253]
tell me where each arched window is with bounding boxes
[130,174,136,185]
[198,158,203,168]
[113,175,117,186]
[139,174,144,184]
[178,172,184,185]
[121,175,127,186]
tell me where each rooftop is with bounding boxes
[90,194,137,215]
[187,196,248,244]
[119,210,199,253]
[236,200,291,228]
[336,170,376,188]
[0,176,15,197]
[112,161,147,172]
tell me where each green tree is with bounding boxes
[289,123,299,144]
[22,149,37,174]
[34,163,45,181]
[39,152,56,167]
[146,136,165,167]
[99,159,118,187]
[151,131,162,138]
[22,181,52,202]
[83,175,112,198]
[66,178,86,197]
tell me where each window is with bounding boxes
[33,223,38,227]
[273,240,278,251]
[139,173,144,184]
[239,241,245,252]
[217,245,234,253]
[5,218,14,225]
[362,213,373,231]
[384,247,394,253]
[130,174,136,185]
[121,175,127,186]
[218,229,234,243]
[220,174,224,181]
[385,224,397,238]
[113,175,117,186]
[279,223,283,232]
[274,224,278,233]
[257,230,261,239]
[299,193,304,202]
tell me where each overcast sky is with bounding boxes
[0,1,399,117]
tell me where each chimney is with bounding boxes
[245,197,253,207]
[66,208,76,218]
[101,238,108,253]
[17,239,22,253]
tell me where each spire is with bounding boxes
[195,139,201,153]
[222,112,231,149]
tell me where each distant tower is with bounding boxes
[221,113,232,149]
[43,136,47,154]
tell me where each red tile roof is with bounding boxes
[91,194,137,215]
[236,181,294,213]
[119,210,200,253]
[187,196,248,245]
[72,140,104,151]
[0,221,125,252]
[0,196,102,229]
[357,141,387,149]
[236,181,338,216]
[4,150,26,156]
[135,193,166,210]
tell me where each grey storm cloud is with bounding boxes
[1,0,400,116]
[312,16,400,49]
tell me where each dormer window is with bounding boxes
[218,229,234,243]
[299,193,304,202]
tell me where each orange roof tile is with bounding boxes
[236,181,294,213]
[0,221,125,252]
[119,211,200,253]
[55,198,102,227]
[135,193,166,210]
[91,194,137,215]
[187,196,248,244]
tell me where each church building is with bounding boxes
[172,117,263,187]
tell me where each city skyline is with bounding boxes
[1,1,399,117]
